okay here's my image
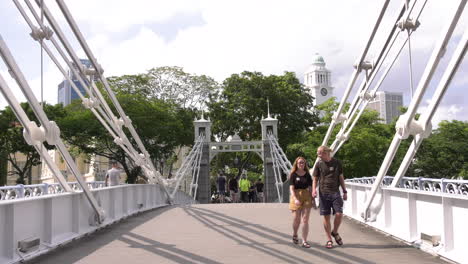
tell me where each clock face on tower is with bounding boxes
[320,88,328,96]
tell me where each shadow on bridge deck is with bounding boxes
[30,204,448,264]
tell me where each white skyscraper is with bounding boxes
[367,91,403,124]
[304,53,334,107]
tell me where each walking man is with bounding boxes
[229,176,239,203]
[105,161,121,187]
[312,146,348,249]
[255,178,264,202]
[217,172,227,203]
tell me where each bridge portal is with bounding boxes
[191,113,289,203]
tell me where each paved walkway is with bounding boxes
[32,203,448,264]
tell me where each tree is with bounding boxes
[0,151,6,185]
[208,71,318,144]
[58,84,195,183]
[289,97,413,179]
[0,103,66,184]
[107,66,220,110]
[410,120,468,179]
[207,71,319,177]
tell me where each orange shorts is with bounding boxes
[289,189,314,211]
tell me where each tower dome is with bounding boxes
[312,53,325,66]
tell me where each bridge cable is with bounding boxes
[362,0,467,220]
[318,0,430,163]
[19,1,172,197]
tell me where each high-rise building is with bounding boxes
[57,59,91,106]
[304,53,334,106]
[367,91,403,124]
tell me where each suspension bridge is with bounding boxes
[0,0,467,263]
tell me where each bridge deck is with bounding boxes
[31,204,447,264]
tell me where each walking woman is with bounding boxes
[289,156,314,248]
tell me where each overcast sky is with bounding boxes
[0,0,466,126]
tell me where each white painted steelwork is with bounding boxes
[10,0,171,196]
[1,0,176,223]
[313,0,467,222]
[209,141,263,161]
[362,1,466,220]
[0,184,195,264]
[168,135,205,200]
[345,181,468,264]
[267,133,293,202]
[0,36,105,223]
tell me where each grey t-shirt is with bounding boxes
[313,158,343,194]
[106,168,121,186]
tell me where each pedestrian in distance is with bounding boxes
[228,176,239,203]
[312,145,348,249]
[289,156,314,248]
[248,181,256,203]
[255,178,264,203]
[239,172,250,203]
[217,172,227,203]
[105,161,121,187]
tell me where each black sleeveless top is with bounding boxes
[289,172,312,190]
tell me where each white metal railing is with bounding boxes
[344,180,468,264]
[346,176,468,196]
[0,184,196,264]
[0,181,106,200]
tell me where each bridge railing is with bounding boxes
[345,177,468,264]
[346,176,468,196]
[0,184,195,264]
[0,182,106,200]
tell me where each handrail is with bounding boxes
[0,181,106,201]
[346,176,468,196]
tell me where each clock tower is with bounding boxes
[304,53,334,107]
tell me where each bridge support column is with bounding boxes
[263,142,279,202]
[195,143,211,204]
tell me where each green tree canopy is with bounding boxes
[58,92,194,183]
[0,103,66,184]
[107,66,220,110]
[207,71,319,177]
[410,120,468,179]
[289,97,412,179]
[208,71,319,145]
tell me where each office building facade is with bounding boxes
[367,91,403,124]
[57,59,91,106]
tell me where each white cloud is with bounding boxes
[418,100,465,128]
[57,0,203,34]
[0,0,466,118]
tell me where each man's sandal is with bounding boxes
[325,240,333,249]
[292,235,299,244]
[331,232,343,246]
[302,241,311,248]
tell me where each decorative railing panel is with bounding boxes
[0,182,106,200]
[0,184,195,264]
[346,176,468,196]
[344,179,468,264]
